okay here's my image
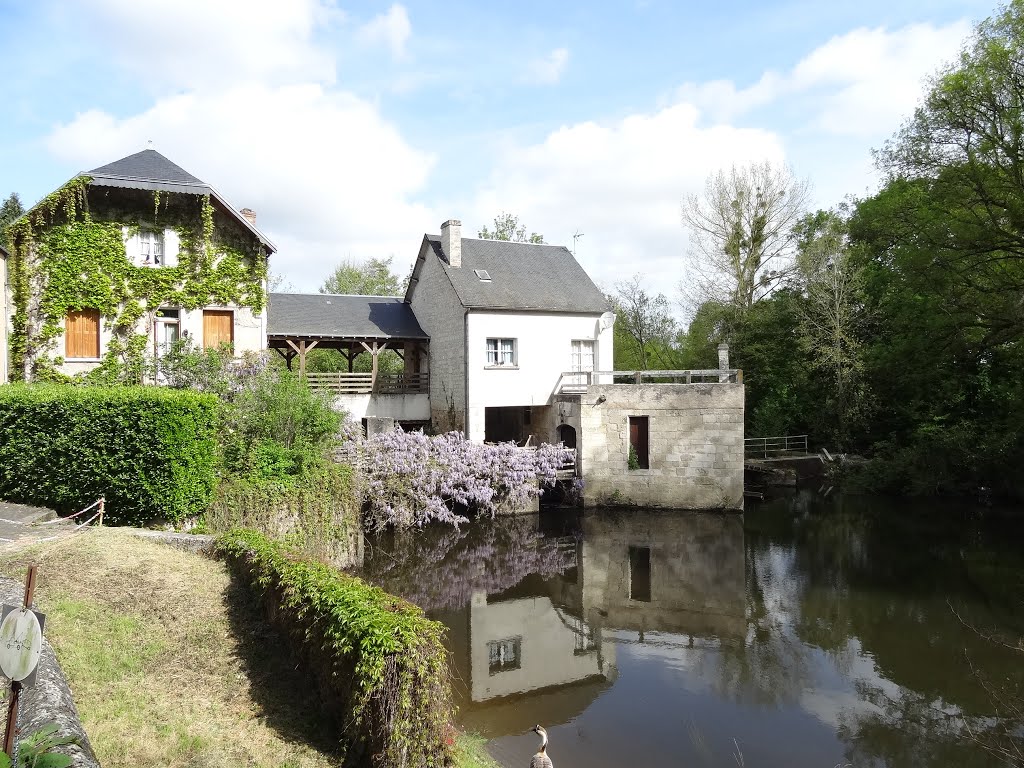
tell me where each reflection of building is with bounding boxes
[581,510,746,639]
[437,556,617,737]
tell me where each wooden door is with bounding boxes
[66,309,100,358]
[203,310,234,350]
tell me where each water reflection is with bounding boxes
[361,495,1024,768]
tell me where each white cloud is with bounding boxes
[525,47,570,85]
[356,4,412,60]
[47,83,437,290]
[675,21,970,136]
[467,103,787,302]
[84,0,342,89]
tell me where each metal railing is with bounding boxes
[557,369,742,393]
[306,371,429,395]
[744,435,809,459]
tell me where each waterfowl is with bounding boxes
[530,724,553,768]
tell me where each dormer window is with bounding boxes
[139,230,164,266]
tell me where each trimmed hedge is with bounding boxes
[217,529,456,768]
[0,385,219,525]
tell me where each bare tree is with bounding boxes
[681,162,810,313]
[613,274,677,370]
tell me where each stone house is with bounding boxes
[7,149,274,381]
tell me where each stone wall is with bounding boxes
[579,382,744,510]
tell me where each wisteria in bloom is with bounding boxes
[363,515,578,612]
[359,428,574,532]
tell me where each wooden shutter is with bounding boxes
[203,310,234,350]
[65,309,100,359]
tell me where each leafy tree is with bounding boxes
[0,192,24,248]
[612,275,677,370]
[478,212,544,243]
[681,162,810,313]
[320,256,404,296]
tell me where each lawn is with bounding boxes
[2,527,498,768]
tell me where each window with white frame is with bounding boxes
[139,230,164,266]
[488,637,521,673]
[154,308,180,350]
[486,338,517,367]
[570,339,595,372]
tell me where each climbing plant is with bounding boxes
[7,178,268,382]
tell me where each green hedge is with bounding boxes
[0,385,219,525]
[217,529,456,768]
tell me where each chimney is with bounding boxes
[240,208,257,226]
[718,342,730,382]
[440,219,461,267]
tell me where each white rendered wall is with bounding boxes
[465,311,613,442]
[332,393,430,422]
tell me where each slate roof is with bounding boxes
[80,149,276,252]
[422,236,610,313]
[267,293,428,340]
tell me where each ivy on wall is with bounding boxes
[7,178,268,382]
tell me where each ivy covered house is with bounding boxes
[7,149,274,382]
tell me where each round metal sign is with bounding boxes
[0,608,43,682]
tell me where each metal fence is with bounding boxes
[744,435,810,459]
[557,369,742,393]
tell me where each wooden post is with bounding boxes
[98,497,105,526]
[3,565,38,756]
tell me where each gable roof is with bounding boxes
[267,293,428,341]
[413,236,609,313]
[81,149,276,253]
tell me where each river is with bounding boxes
[360,492,1024,767]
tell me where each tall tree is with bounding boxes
[320,256,404,296]
[0,192,24,247]
[612,275,677,370]
[874,0,1024,344]
[681,162,810,313]
[478,212,544,243]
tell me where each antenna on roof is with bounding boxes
[147,139,154,149]
[572,230,584,256]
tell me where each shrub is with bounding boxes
[0,385,218,525]
[217,529,456,768]
[360,429,573,532]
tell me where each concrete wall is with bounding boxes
[332,392,430,422]
[579,382,744,510]
[580,510,746,639]
[465,311,613,442]
[409,246,467,433]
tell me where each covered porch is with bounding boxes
[267,293,431,421]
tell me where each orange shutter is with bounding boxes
[65,309,100,359]
[203,310,234,350]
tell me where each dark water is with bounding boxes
[360,493,1024,767]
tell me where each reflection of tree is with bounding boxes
[362,516,576,612]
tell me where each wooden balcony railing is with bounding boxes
[305,371,429,395]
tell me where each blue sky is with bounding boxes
[0,0,996,301]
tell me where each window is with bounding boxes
[139,230,164,266]
[203,309,234,350]
[488,637,521,674]
[486,338,516,366]
[66,309,100,359]
[629,546,652,602]
[154,308,180,349]
[474,269,492,281]
[570,339,595,372]
[628,416,649,469]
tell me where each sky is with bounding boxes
[0,0,998,304]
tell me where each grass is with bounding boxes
[1,527,497,768]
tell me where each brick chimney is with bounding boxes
[440,219,461,267]
[240,208,257,226]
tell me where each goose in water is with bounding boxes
[530,724,553,768]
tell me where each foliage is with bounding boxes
[0,723,78,768]
[628,444,640,470]
[320,256,405,297]
[0,192,24,249]
[477,212,544,243]
[0,385,218,525]
[360,429,573,532]
[611,275,678,370]
[217,529,456,768]
[7,180,267,382]
[680,161,810,313]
